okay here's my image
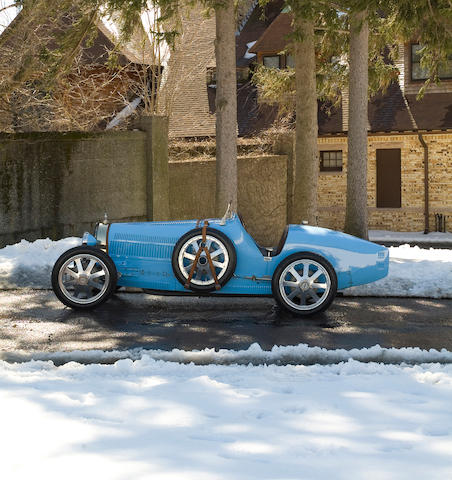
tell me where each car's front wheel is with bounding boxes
[51,246,117,309]
[272,252,337,315]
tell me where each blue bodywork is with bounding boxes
[85,214,389,295]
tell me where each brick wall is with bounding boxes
[317,133,452,232]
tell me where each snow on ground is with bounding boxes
[345,244,452,298]
[0,237,452,298]
[0,237,81,289]
[1,350,452,479]
[4,342,452,367]
[369,230,452,245]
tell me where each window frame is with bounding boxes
[262,55,282,69]
[410,43,452,82]
[319,150,343,172]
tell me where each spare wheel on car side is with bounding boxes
[172,227,236,292]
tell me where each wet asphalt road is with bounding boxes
[1,290,452,357]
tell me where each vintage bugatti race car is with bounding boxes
[51,209,389,315]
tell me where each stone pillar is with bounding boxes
[139,115,170,221]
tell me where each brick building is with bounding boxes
[246,10,452,233]
[168,4,451,233]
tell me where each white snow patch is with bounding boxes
[0,237,81,289]
[4,343,452,367]
[243,41,257,59]
[344,244,452,298]
[369,230,452,244]
[106,96,142,129]
[1,350,452,479]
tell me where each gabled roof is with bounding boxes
[97,20,155,65]
[0,9,155,67]
[236,0,285,68]
[248,12,292,55]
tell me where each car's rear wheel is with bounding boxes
[51,246,117,309]
[172,228,236,292]
[272,252,337,315]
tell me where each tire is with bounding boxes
[272,252,337,315]
[51,246,117,309]
[172,227,236,292]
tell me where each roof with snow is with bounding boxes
[240,5,452,134]
[236,0,285,68]
[248,12,292,55]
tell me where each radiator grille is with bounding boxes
[110,233,178,259]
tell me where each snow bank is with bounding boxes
[4,342,452,366]
[0,237,81,289]
[1,353,452,479]
[369,230,452,245]
[1,237,452,298]
[344,244,452,298]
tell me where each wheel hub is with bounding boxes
[58,253,109,305]
[300,281,310,292]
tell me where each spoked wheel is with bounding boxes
[272,252,337,315]
[51,246,117,309]
[172,228,236,292]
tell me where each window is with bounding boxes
[263,55,281,69]
[320,150,342,172]
[376,149,401,208]
[411,44,452,81]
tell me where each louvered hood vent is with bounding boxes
[109,233,179,259]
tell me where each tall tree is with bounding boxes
[254,1,349,226]
[292,10,318,225]
[98,0,239,216]
[344,8,368,239]
[214,0,237,215]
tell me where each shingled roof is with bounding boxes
[405,93,452,130]
[241,3,452,134]
[248,12,292,55]
[368,82,415,132]
[236,0,285,68]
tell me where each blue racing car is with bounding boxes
[51,209,389,315]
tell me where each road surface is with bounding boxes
[1,290,452,359]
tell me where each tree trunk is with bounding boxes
[215,0,238,217]
[292,16,318,225]
[344,10,369,239]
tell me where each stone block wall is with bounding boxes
[169,154,288,246]
[0,131,148,247]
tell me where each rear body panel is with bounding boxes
[107,215,388,295]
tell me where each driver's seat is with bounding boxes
[237,213,289,258]
[258,225,289,257]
